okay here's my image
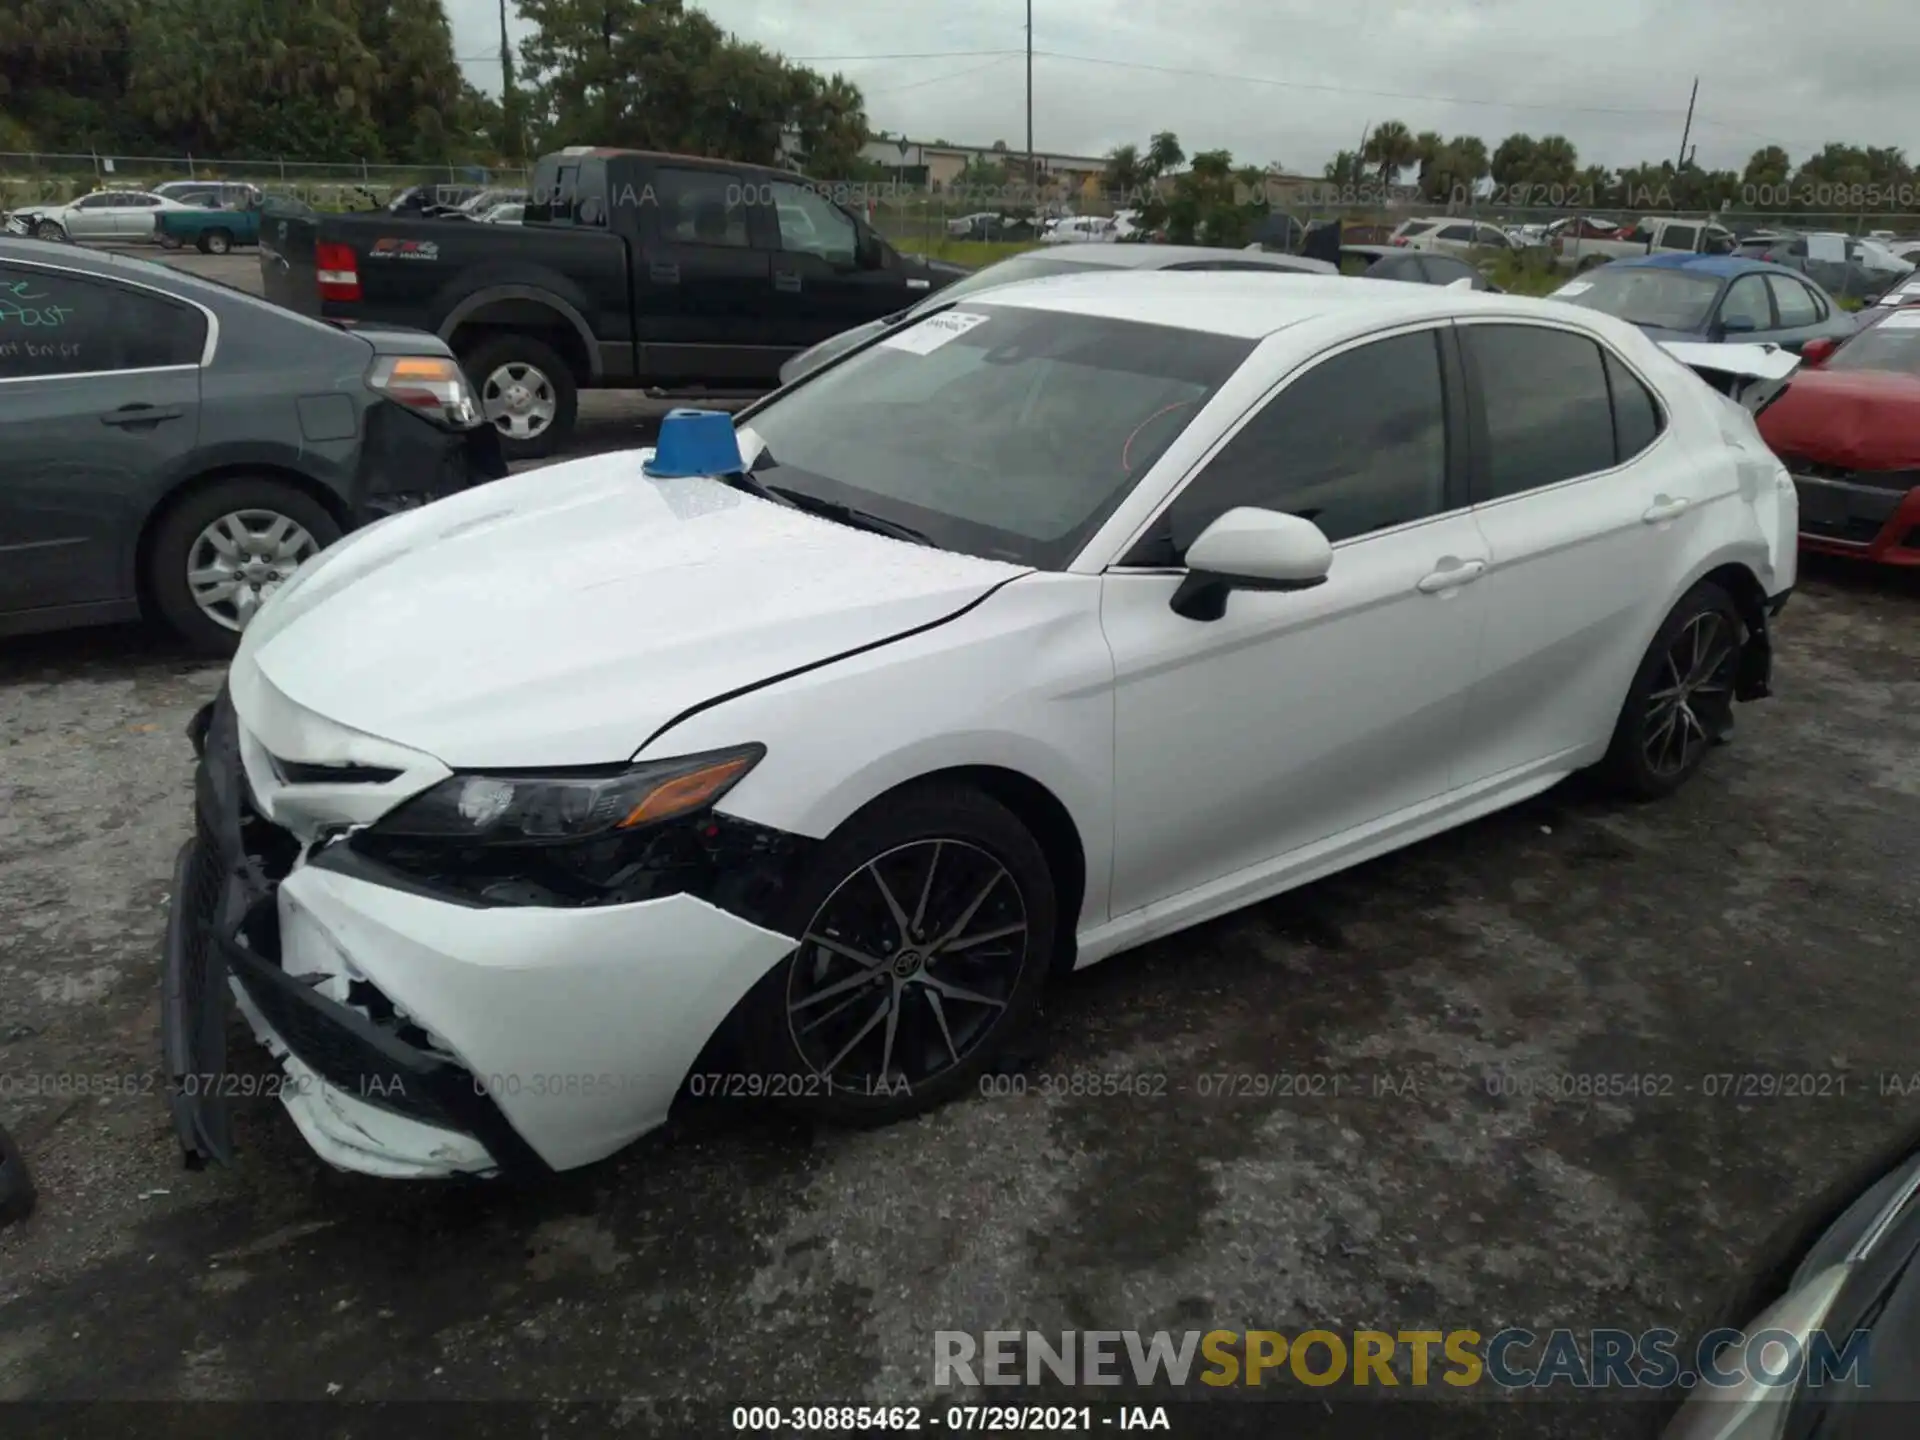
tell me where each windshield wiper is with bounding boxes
[766,485,935,547]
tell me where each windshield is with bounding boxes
[914,255,1118,314]
[1553,267,1722,330]
[740,303,1254,568]
[1827,315,1920,376]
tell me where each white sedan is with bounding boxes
[163,273,1799,1179]
[13,189,196,242]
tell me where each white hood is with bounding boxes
[233,453,1029,768]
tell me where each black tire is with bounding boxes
[33,219,64,242]
[147,478,343,656]
[1598,581,1745,800]
[159,233,183,251]
[203,228,232,255]
[739,783,1057,1127]
[459,333,578,461]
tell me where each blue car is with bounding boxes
[1548,253,1857,354]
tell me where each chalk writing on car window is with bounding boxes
[0,339,84,364]
[0,279,77,326]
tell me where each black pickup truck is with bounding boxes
[260,148,966,457]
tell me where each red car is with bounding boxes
[1759,305,1920,566]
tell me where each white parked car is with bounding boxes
[478,202,524,225]
[164,273,1798,1179]
[1390,217,1517,257]
[10,189,197,242]
[1042,215,1119,245]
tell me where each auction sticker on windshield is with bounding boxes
[882,311,990,355]
[1881,309,1920,328]
[1554,281,1594,298]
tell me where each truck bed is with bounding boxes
[259,204,631,360]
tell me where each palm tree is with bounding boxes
[1362,119,1417,187]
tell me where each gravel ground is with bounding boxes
[3,246,1920,1437]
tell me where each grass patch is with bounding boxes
[883,236,1040,268]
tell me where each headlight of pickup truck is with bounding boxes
[367,355,481,429]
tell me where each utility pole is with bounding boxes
[1675,77,1698,176]
[498,0,519,165]
[1025,0,1035,201]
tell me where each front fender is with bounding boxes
[639,575,1118,936]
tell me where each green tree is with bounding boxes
[1361,119,1417,186]
[515,0,865,173]
[1490,133,1536,188]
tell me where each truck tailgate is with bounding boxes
[259,201,321,315]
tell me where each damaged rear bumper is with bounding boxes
[161,690,800,1180]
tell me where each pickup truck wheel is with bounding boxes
[463,335,577,461]
[148,479,342,656]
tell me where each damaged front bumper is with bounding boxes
[162,690,800,1179]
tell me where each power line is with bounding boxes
[866,56,1018,98]
[1030,50,1692,119]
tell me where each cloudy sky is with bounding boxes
[445,0,1906,175]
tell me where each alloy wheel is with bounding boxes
[1643,610,1737,777]
[186,509,320,632]
[480,361,557,441]
[786,839,1030,1095]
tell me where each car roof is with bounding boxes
[1029,242,1333,272]
[962,269,1526,339]
[1611,253,1778,278]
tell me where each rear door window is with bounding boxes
[0,265,206,376]
[654,167,751,248]
[1462,324,1617,500]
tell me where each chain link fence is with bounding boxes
[0,150,531,211]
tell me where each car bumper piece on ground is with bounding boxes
[161,693,801,1179]
[1793,473,1920,566]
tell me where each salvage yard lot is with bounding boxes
[0,552,1915,1432]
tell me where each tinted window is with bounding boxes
[1464,325,1615,499]
[1422,256,1483,288]
[1604,351,1663,460]
[1718,274,1771,331]
[743,305,1253,569]
[75,194,114,210]
[656,167,749,247]
[1155,330,1448,553]
[1825,314,1920,376]
[1367,255,1426,283]
[1768,276,1820,327]
[1663,224,1700,251]
[1437,224,1475,241]
[0,265,204,376]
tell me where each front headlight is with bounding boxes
[366,746,765,846]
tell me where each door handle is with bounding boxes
[101,405,185,427]
[1642,496,1691,524]
[772,271,801,293]
[1416,558,1486,594]
[648,262,680,284]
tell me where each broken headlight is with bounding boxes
[366,745,765,846]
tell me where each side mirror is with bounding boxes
[1800,337,1838,367]
[1171,508,1332,621]
[858,227,888,270]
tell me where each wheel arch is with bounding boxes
[132,464,353,618]
[439,288,597,385]
[881,764,1087,981]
